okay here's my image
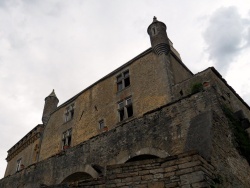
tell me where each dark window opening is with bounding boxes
[91,164,103,174]
[117,70,130,91]
[99,120,105,129]
[221,96,226,101]
[62,139,66,147]
[62,129,72,150]
[117,81,123,91]
[70,109,74,119]
[124,77,130,87]
[68,135,71,146]
[125,155,159,163]
[118,97,133,122]
[119,109,125,121]
[179,90,183,96]
[127,105,133,117]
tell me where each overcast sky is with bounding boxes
[0,0,250,178]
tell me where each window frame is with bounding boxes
[116,70,130,92]
[64,103,75,123]
[118,97,133,122]
[99,119,105,129]
[125,98,133,118]
[16,158,22,172]
[62,129,72,150]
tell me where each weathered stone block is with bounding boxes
[178,161,201,169]
[175,167,193,176]
[148,181,165,188]
[141,174,153,181]
[165,165,178,173]
[180,171,204,185]
[153,173,163,179]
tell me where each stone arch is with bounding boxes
[125,154,159,163]
[116,147,169,164]
[57,164,99,184]
[61,172,92,183]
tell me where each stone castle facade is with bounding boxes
[1,17,250,187]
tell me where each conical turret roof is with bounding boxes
[45,89,58,100]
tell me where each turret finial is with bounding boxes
[48,89,57,98]
[153,16,157,22]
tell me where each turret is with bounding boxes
[42,89,59,125]
[147,16,171,55]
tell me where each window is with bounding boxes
[99,120,105,129]
[117,70,130,91]
[64,103,75,122]
[151,26,157,36]
[98,119,108,132]
[16,158,22,172]
[118,97,133,122]
[62,129,72,150]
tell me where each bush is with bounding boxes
[191,83,203,94]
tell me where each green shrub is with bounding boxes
[191,83,203,94]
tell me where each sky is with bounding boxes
[0,0,250,178]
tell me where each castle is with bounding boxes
[1,17,250,187]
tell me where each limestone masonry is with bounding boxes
[1,17,250,188]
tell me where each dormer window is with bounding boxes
[64,103,75,122]
[117,70,130,91]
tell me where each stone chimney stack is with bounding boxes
[42,89,59,125]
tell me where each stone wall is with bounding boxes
[172,67,250,136]
[172,67,250,119]
[39,46,194,164]
[211,111,250,187]
[1,91,217,187]
[169,53,192,85]
[46,151,215,188]
[2,87,250,187]
[39,50,174,162]
[5,125,43,177]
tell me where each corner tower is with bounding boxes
[42,89,59,125]
[147,16,171,55]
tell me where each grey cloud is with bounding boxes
[246,27,250,47]
[203,6,250,73]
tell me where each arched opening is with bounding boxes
[125,154,159,163]
[91,164,104,175]
[61,172,93,183]
[115,147,169,164]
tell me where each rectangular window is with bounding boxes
[62,129,72,150]
[118,97,133,122]
[16,158,22,172]
[64,103,75,122]
[117,70,130,91]
[99,120,105,129]
[118,101,125,121]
